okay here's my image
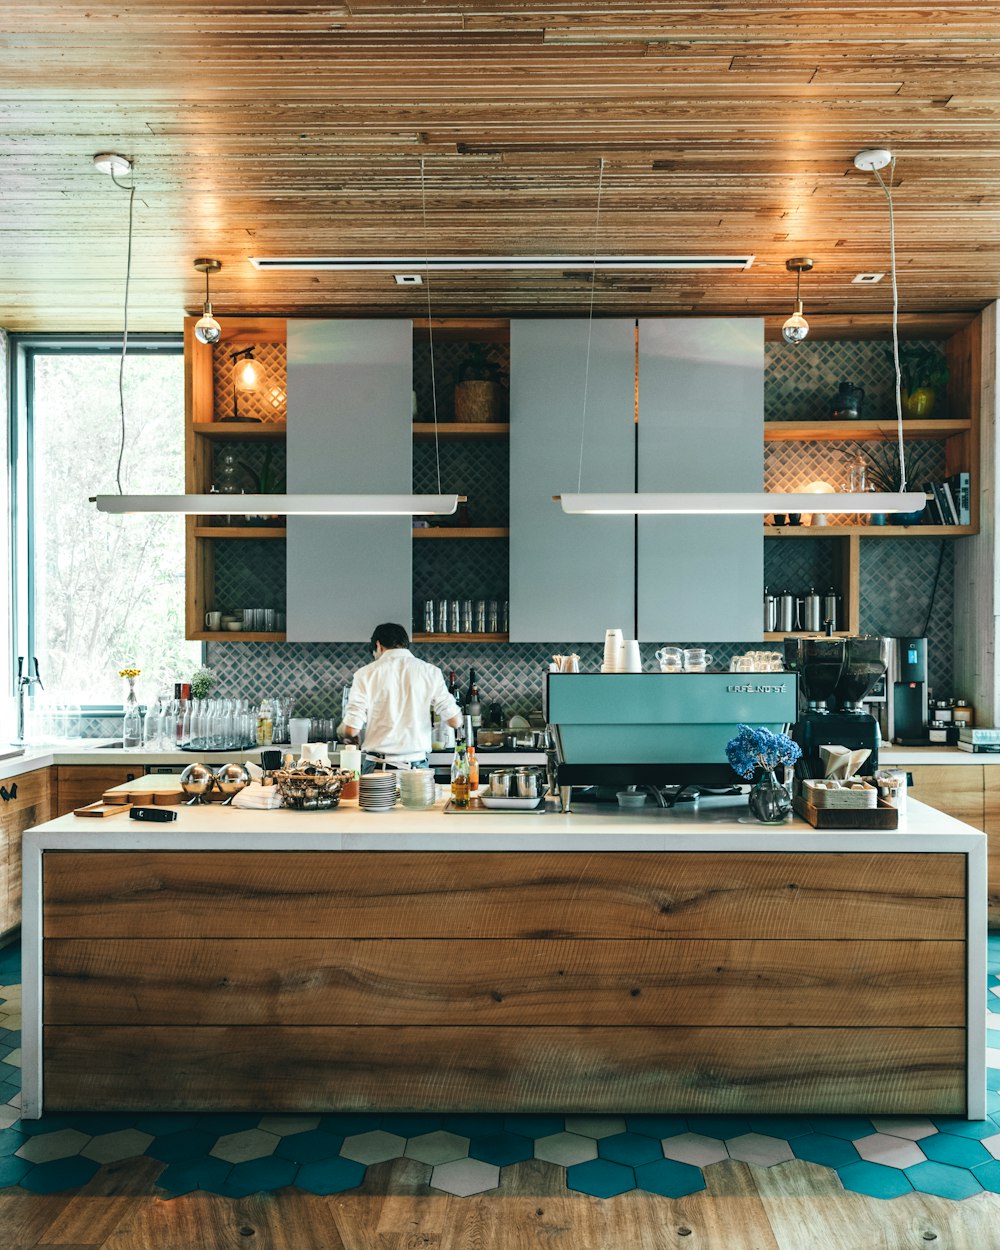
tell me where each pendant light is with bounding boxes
[781,258,813,345]
[557,153,922,517]
[193,259,222,345]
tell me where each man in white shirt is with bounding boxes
[340,623,463,771]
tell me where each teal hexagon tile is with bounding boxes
[904,1160,983,1201]
[0,1154,32,1186]
[808,1117,874,1141]
[793,1133,861,1169]
[226,1155,298,1196]
[598,1132,663,1168]
[920,1134,991,1168]
[503,1115,563,1139]
[318,1113,383,1136]
[726,1133,795,1167]
[625,1115,687,1140]
[685,1116,752,1139]
[0,1062,17,1084]
[80,1129,153,1164]
[932,1118,998,1140]
[146,1130,220,1164]
[157,1156,233,1197]
[295,1156,366,1195]
[134,1114,200,1136]
[443,1114,504,1137]
[195,1114,261,1135]
[534,1132,598,1166]
[257,1115,322,1137]
[983,1133,1000,1160]
[854,1133,926,1169]
[839,1161,913,1200]
[275,1130,344,1164]
[19,1156,100,1194]
[0,1127,27,1156]
[748,1116,811,1140]
[468,1132,532,1167]
[870,1117,938,1141]
[69,1113,136,1134]
[635,1157,706,1199]
[380,1114,444,1138]
[660,1133,728,1168]
[340,1130,406,1165]
[16,1128,90,1163]
[404,1131,469,1165]
[16,1115,78,1136]
[564,1116,628,1140]
[567,1158,636,1198]
[972,1160,1000,1193]
[0,1108,20,1132]
[431,1157,500,1196]
[4,1049,20,1069]
[210,1129,280,1164]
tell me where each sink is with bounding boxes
[0,747,25,761]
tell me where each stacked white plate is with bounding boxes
[359,771,398,812]
[397,768,437,810]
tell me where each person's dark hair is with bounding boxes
[370,622,409,651]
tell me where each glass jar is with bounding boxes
[122,677,142,749]
[748,769,792,823]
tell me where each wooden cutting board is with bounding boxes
[102,776,203,806]
[74,800,134,818]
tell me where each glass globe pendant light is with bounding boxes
[782,257,813,345]
[193,258,222,344]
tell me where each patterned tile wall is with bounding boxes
[212,540,286,617]
[412,339,510,425]
[211,341,287,425]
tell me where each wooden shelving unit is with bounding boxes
[412,422,509,441]
[412,527,509,539]
[412,633,508,644]
[766,524,975,538]
[764,419,971,442]
[191,422,286,440]
[194,527,287,539]
[191,632,287,643]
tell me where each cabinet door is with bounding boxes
[509,319,636,641]
[286,320,413,641]
[637,319,764,642]
[54,765,141,818]
[0,767,53,933]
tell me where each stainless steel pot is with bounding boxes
[487,770,515,797]
[516,769,543,799]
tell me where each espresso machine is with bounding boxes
[786,636,890,777]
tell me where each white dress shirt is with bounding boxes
[343,648,460,762]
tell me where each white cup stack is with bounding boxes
[602,629,624,672]
[619,640,642,673]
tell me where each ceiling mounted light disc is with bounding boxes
[93,153,132,176]
[853,148,893,172]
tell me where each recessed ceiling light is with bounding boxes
[394,274,423,285]
[852,272,885,284]
[249,254,756,272]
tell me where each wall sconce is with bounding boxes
[193,258,222,344]
[782,257,813,345]
[228,345,264,422]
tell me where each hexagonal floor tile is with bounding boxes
[564,1116,628,1140]
[257,1115,321,1137]
[854,1133,926,1169]
[792,1133,861,1169]
[635,1157,706,1199]
[904,1160,984,1200]
[726,1133,795,1167]
[503,1115,564,1139]
[16,1128,90,1164]
[870,1117,938,1141]
[209,1128,280,1164]
[157,1156,233,1197]
[275,1130,344,1164]
[18,1156,100,1194]
[660,1133,728,1168]
[227,1155,298,1196]
[920,1133,991,1168]
[443,1114,504,1137]
[145,1130,220,1165]
[624,1115,687,1140]
[468,1132,533,1168]
[567,1158,636,1198]
[972,1159,1000,1193]
[431,1157,500,1196]
[0,1155,32,1186]
[0,1126,27,1157]
[534,1132,598,1167]
[318,1113,383,1136]
[404,1131,470,1165]
[982,1133,1000,1160]
[685,1116,751,1140]
[839,1161,913,1200]
[747,1116,811,1140]
[135,1114,200,1136]
[808,1117,875,1141]
[340,1130,406,1165]
[380,1114,444,1138]
[933,1118,999,1140]
[80,1129,153,1164]
[598,1132,663,1168]
[295,1156,366,1195]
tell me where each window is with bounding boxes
[11,336,200,708]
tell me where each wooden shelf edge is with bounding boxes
[764,419,971,442]
[195,527,287,539]
[766,525,978,537]
[191,632,287,642]
[413,527,509,539]
[412,422,509,440]
[192,422,287,440]
[412,633,509,643]
[763,632,852,641]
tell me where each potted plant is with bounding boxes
[453,344,504,423]
[863,441,939,526]
[890,343,950,419]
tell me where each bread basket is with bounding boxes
[272,766,352,810]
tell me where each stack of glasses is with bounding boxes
[397,769,437,810]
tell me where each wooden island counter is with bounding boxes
[21,791,987,1121]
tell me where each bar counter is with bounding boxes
[22,793,987,1120]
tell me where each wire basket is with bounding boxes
[272,767,352,810]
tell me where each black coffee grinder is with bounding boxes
[788,636,890,777]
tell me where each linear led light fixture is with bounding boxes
[556,492,926,515]
[249,254,756,272]
[93,494,460,516]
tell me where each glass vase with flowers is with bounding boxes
[726,724,802,823]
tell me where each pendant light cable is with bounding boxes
[110,166,136,496]
[577,157,606,493]
[869,157,907,491]
[420,158,442,496]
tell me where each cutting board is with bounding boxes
[74,800,134,818]
[102,776,202,806]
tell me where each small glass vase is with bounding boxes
[748,768,792,823]
[122,677,142,749]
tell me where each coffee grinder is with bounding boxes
[788,636,890,777]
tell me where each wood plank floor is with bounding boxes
[2,1154,999,1250]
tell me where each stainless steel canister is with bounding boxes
[777,592,796,633]
[823,589,840,632]
[802,587,822,633]
[763,589,778,632]
[488,770,515,797]
[516,768,543,799]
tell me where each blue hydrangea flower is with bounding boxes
[725,724,802,779]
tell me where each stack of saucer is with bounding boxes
[397,769,437,810]
[359,771,398,812]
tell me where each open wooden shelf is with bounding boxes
[194,527,287,539]
[764,419,971,442]
[764,631,852,641]
[412,422,509,440]
[192,421,286,440]
[766,524,975,537]
[192,631,287,642]
[412,633,508,643]
[413,527,509,539]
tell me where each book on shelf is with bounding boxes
[948,471,971,526]
[934,480,960,526]
[922,485,943,525]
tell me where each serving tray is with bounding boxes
[793,794,898,829]
[444,796,545,814]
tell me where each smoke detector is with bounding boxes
[852,272,885,284]
[93,153,133,176]
[394,274,423,285]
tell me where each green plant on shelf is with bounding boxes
[887,343,950,419]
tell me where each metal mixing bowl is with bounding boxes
[180,762,216,804]
[215,762,252,805]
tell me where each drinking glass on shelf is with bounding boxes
[461,600,473,632]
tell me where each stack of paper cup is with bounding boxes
[619,640,642,673]
[603,629,624,672]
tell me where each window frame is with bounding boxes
[8,332,192,709]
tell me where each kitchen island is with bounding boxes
[21,792,987,1120]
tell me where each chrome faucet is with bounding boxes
[15,656,43,745]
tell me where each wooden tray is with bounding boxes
[74,800,133,818]
[793,794,899,829]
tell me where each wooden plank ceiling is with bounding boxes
[2,2,1000,331]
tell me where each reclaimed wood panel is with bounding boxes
[907,765,985,830]
[53,767,142,819]
[0,767,53,933]
[42,1025,966,1115]
[43,937,966,1028]
[983,772,1000,927]
[42,851,967,941]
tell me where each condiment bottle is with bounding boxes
[257,698,274,746]
[450,741,470,808]
[338,744,360,800]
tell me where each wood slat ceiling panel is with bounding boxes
[1,2,1000,330]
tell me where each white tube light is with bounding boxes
[557,492,925,515]
[249,254,756,272]
[94,494,460,516]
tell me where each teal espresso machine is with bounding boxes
[546,672,798,807]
